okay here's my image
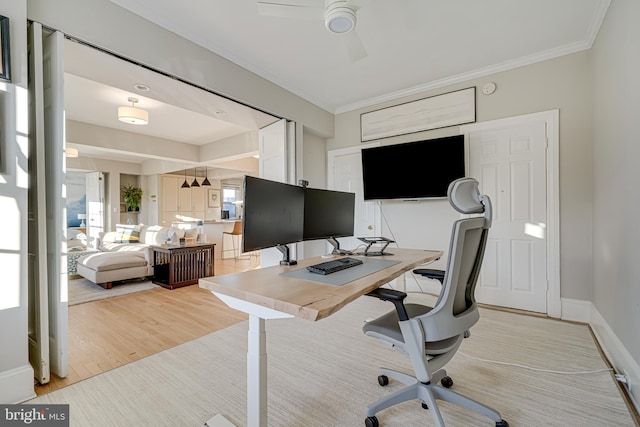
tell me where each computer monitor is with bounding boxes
[303,188,355,254]
[242,176,305,264]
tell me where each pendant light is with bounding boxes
[191,168,200,187]
[181,169,190,188]
[201,166,211,186]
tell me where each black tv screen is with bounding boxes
[303,188,355,241]
[242,176,305,252]
[361,135,465,200]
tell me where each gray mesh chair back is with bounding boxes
[361,178,508,427]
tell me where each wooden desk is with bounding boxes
[199,248,442,426]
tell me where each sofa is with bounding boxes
[76,224,190,288]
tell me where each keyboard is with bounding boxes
[307,257,364,275]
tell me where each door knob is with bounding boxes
[368,225,373,230]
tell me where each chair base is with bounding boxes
[366,367,504,427]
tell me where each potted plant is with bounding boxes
[121,184,143,211]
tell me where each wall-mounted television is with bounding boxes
[361,135,465,200]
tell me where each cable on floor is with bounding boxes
[458,351,613,375]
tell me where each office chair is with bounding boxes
[362,178,508,427]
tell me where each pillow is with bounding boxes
[114,225,141,243]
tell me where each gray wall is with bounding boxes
[591,0,640,369]
[330,51,594,301]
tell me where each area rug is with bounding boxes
[30,294,634,426]
[68,277,157,306]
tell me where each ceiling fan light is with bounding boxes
[325,6,356,33]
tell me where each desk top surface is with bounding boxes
[199,248,442,321]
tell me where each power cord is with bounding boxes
[458,351,613,375]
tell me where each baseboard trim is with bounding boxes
[562,298,640,415]
[0,364,36,403]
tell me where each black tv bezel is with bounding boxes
[361,134,466,201]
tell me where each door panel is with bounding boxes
[328,145,380,252]
[27,21,50,386]
[258,119,290,266]
[468,120,547,313]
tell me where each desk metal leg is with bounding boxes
[248,315,267,427]
[210,292,293,427]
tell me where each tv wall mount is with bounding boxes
[357,237,394,256]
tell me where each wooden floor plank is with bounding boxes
[35,257,259,396]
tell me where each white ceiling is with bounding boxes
[108,0,610,113]
[64,38,279,172]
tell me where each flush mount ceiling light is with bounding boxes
[118,97,149,125]
[64,147,79,158]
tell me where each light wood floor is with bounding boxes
[35,257,260,396]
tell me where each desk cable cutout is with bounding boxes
[458,351,613,375]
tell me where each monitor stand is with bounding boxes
[327,237,352,256]
[277,244,297,266]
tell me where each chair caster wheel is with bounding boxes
[421,402,429,410]
[496,420,509,427]
[377,375,389,386]
[441,376,453,388]
[365,416,379,427]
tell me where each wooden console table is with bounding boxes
[152,243,215,289]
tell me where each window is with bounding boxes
[223,186,241,219]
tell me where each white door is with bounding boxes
[258,119,293,266]
[85,172,105,249]
[463,111,559,314]
[328,144,381,252]
[27,21,51,385]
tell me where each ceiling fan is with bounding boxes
[257,0,368,61]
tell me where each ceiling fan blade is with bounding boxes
[343,30,367,61]
[257,2,323,20]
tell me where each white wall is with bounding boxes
[67,156,142,230]
[590,0,640,388]
[0,0,34,403]
[331,51,594,301]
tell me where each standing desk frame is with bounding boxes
[199,248,442,427]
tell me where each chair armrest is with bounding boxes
[413,268,445,284]
[366,288,410,321]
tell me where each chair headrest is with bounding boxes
[447,178,485,214]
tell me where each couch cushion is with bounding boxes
[100,242,149,253]
[79,252,147,272]
[115,225,142,243]
[141,225,185,245]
